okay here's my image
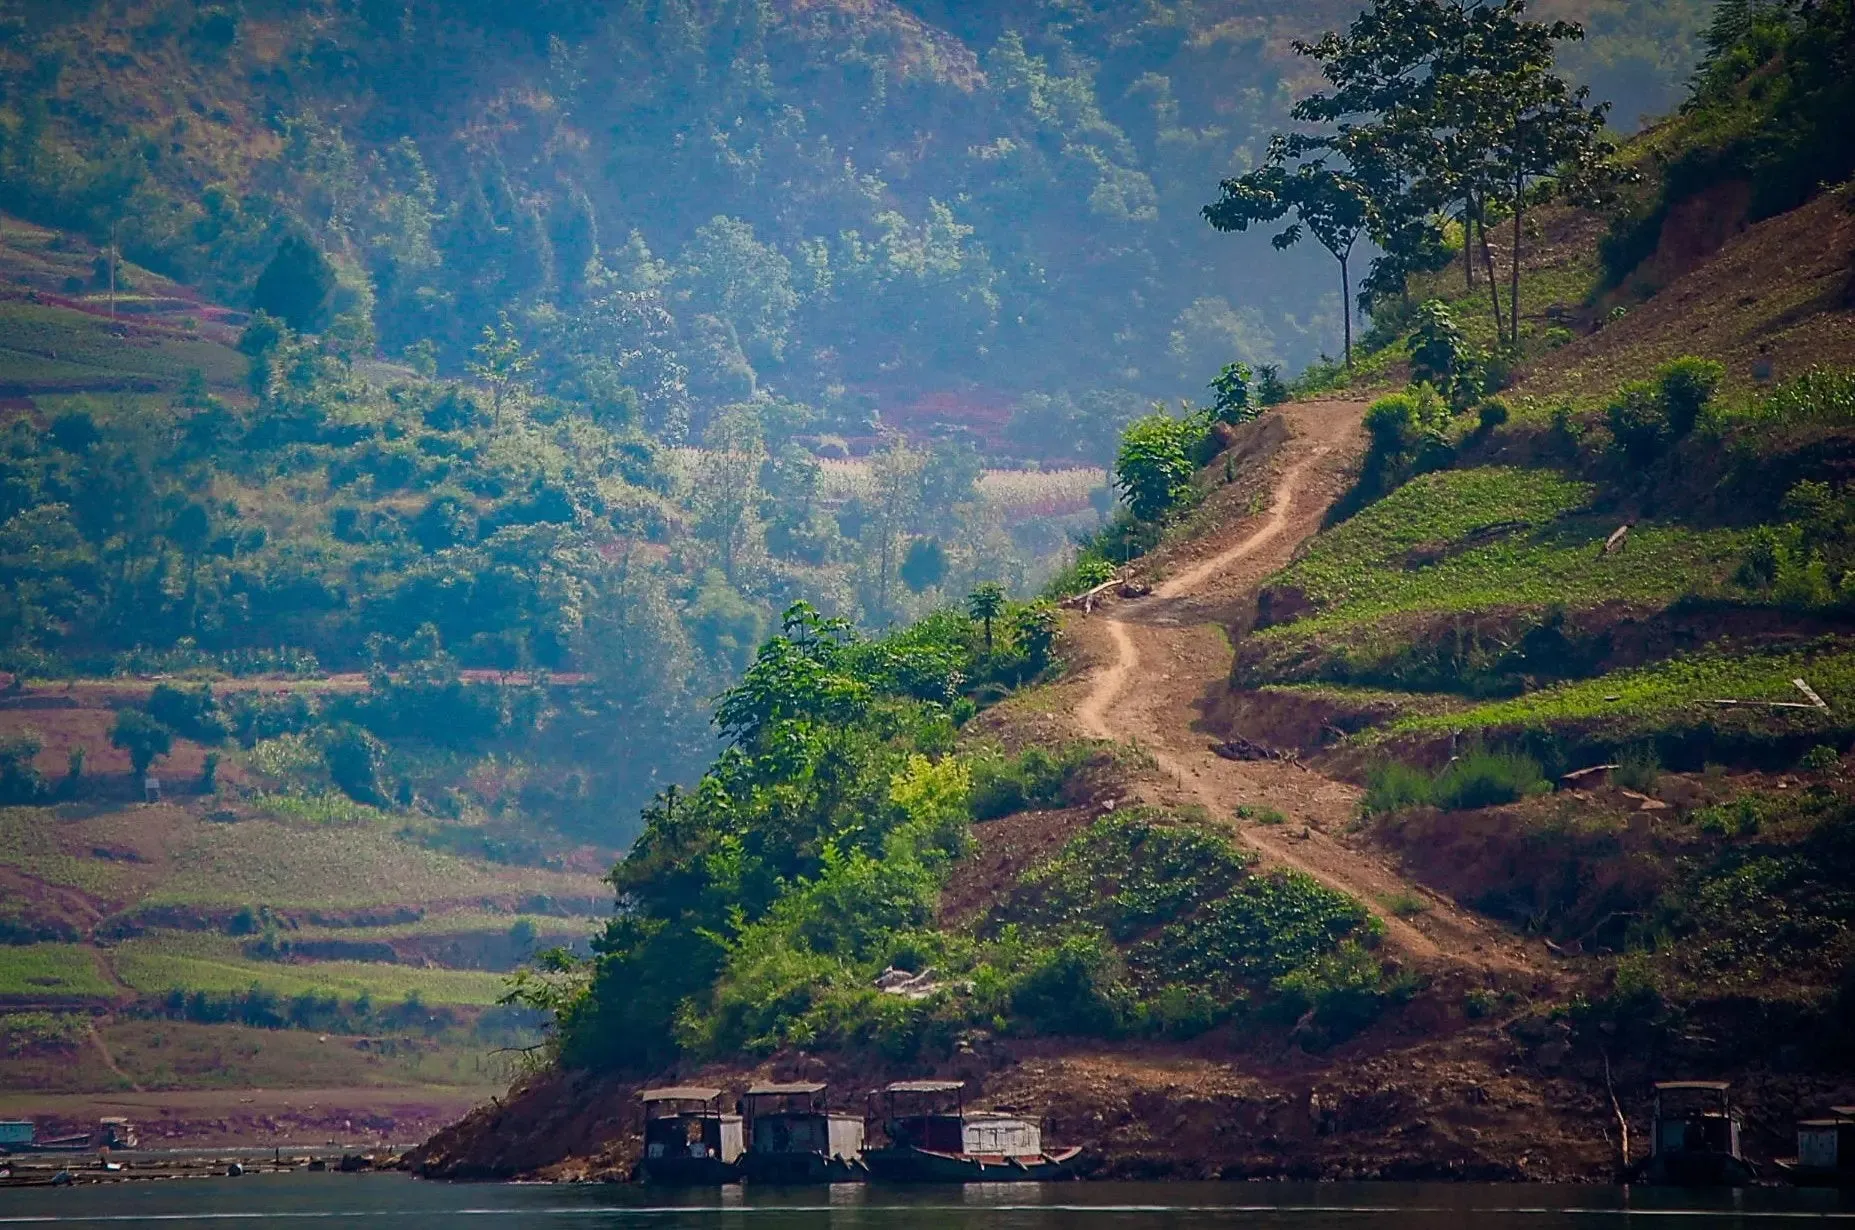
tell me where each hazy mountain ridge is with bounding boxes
[0,0,1712,459]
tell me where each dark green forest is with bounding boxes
[0,0,1715,457]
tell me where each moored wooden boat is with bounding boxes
[636,1087,744,1185]
[1624,1081,1756,1187]
[863,1080,1078,1183]
[739,1081,867,1184]
[1777,1108,1855,1188]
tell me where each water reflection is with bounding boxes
[1,1176,1853,1228]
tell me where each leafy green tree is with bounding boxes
[900,538,947,594]
[1255,365,1290,407]
[690,405,765,584]
[1281,0,1613,346]
[251,236,336,333]
[323,723,388,805]
[967,582,1006,652]
[1204,147,1370,365]
[1658,356,1725,437]
[0,728,45,803]
[467,311,536,426]
[674,216,797,366]
[111,710,172,780]
[1114,414,1195,523]
[1408,300,1473,403]
[1209,363,1254,425]
[1012,601,1059,672]
[861,437,925,626]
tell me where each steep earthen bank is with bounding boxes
[408,1020,1623,1183]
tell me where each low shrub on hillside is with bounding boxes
[146,684,228,743]
[0,729,46,803]
[1271,940,1420,1047]
[969,743,1100,820]
[1605,357,1724,464]
[1365,749,1550,815]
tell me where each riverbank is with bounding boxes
[408,1021,1629,1184]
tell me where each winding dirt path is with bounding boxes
[1073,401,1539,977]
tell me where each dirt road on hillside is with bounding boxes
[1073,401,1540,977]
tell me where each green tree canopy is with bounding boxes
[251,235,336,333]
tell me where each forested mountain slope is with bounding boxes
[0,0,1712,462]
[414,0,1855,1182]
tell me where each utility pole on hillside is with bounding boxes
[108,218,119,318]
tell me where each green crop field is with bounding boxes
[1262,468,1747,636]
[0,300,243,390]
[137,819,605,912]
[0,943,119,1001]
[1385,640,1855,739]
[0,808,152,900]
[111,935,509,1007]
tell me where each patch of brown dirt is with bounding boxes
[1522,187,1855,398]
[939,805,1098,928]
[1626,179,1755,295]
[1053,401,1551,982]
[0,866,105,941]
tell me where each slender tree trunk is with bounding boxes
[1462,205,1475,290]
[1474,202,1506,347]
[1510,175,1524,347]
[1339,251,1352,368]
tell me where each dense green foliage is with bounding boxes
[1209,0,1620,356]
[1601,0,1855,284]
[524,601,1393,1066]
[0,1,1389,462]
[1363,749,1551,815]
[536,598,1061,1068]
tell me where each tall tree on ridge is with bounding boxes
[1204,140,1372,367]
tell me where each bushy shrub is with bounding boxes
[1272,940,1414,1046]
[322,723,387,805]
[111,710,173,778]
[1607,379,1668,463]
[1361,384,1451,475]
[1657,357,1724,436]
[146,684,227,743]
[1408,300,1468,396]
[1138,983,1224,1039]
[1613,749,1662,793]
[1365,750,1548,814]
[1114,413,1200,522]
[1477,399,1510,433]
[1363,761,1434,815]
[0,729,46,803]
[970,744,1088,820]
[1256,365,1290,407]
[1431,749,1550,810]
[1007,931,1138,1037]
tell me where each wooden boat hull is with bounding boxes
[637,1155,743,1186]
[1777,1160,1855,1189]
[741,1150,867,1184]
[864,1145,1079,1183]
[1627,1152,1757,1187]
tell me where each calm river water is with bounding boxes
[4,1178,1855,1227]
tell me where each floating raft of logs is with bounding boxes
[0,1150,404,1188]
